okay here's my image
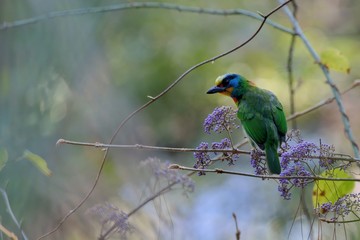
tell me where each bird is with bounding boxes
[206,73,287,174]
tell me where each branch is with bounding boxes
[0,223,18,240]
[319,217,360,224]
[0,2,293,34]
[0,188,28,240]
[278,0,360,159]
[232,213,241,240]
[286,1,298,129]
[57,139,250,154]
[57,139,360,163]
[169,164,360,182]
[286,80,360,122]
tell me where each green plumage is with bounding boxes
[207,73,287,174]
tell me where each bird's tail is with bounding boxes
[265,144,281,174]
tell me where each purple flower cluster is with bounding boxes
[193,139,240,174]
[212,138,239,165]
[278,140,317,200]
[278,162,313,200]
[277,138,342,200]
[203,106,239,134]
[320,202,332,214]
[318,142,335,169]
[282,132,338,171]
[319,193,360,221]
[193,142,211,175]
[281,140,317,169]
[194,107,242,174]
[143,158,195,193]
[88,203,133,238]
[211,138,232,151]
[278,181,292,200]
[250,149,268,175]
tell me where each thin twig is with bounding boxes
[0,188,28,240]
[278,0,360,159]
[57,139,251,154]
[287,1,298,129]
[0,223,18,240]
[286,80,360,122]
[0,2,293,34]
[37,1,294,239]
[232,213,241,240]
[57,139,360,162]
[170,164,360,182]
[319,218,360,224]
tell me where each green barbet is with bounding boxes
[207,73,287,174]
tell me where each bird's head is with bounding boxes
[206,73,252,103]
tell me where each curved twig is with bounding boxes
[57,139,360,163]
[170,164,360,182]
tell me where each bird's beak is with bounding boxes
[206,86,226,94]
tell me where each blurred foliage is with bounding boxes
[320,47,350,73]
[0,0,360,239]
[312,169,354,209]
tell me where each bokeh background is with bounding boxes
[1,0,360,239]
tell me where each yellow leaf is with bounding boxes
[312,169,354,213]
[320,48,350,73]
[22,150,52,176]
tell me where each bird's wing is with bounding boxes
[270,94,287,141]
[238,109,267,150]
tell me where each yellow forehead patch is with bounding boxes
[215,75,225,86]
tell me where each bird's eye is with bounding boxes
[222,77,230,86]
[223,74,237,86]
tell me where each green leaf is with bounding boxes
[320,48,350,73]
[22,150,52,176]
[312,169,354,212]
[0,147,8,172]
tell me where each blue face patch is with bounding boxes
[216,73,238,87]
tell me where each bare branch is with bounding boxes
[57,139,360,163]
[232,213,241,240]
[0,223,18,240]
[170,164,360,182]
[286,80,360,122]
[57,139,250,154]
[286,1,298,129]
[0,2,293,33]
[319,218,360,224]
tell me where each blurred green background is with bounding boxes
[1,0,360,239]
